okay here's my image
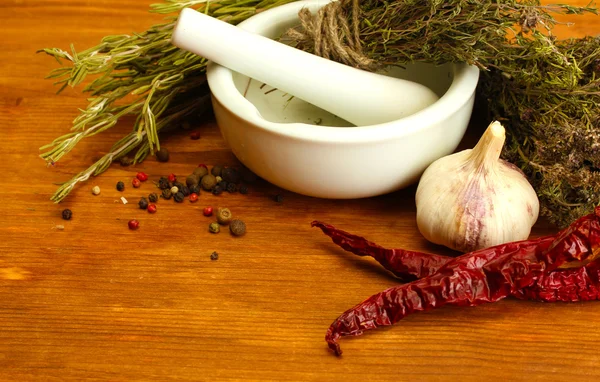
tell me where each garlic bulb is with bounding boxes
[415,121,539,252]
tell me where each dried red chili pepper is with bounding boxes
[312,221,600,301]
[320,207,600,356]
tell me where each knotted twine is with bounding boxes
[285,0,381,71]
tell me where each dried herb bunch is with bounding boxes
[288,0,600,227]
[39,0,294,202]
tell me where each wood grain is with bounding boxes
[1,1,599,380]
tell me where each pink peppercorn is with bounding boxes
[128,219,140,230]
[198,164,208,169]
[132,178,141,188]
[147,204,157,214]
[168,173,177,183]
[203,207,213,217]
[190,132,201,140]
[189,193,198,203]
[136,172,149,182]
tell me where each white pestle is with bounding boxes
[171,7,439,126]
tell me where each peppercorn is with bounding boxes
[215,176,223,183]
[190,131,201,140]
[189,193,198,203]
[189,184,201,195]
[186,174,199,187]
[148,204,157,214]
[162,189,172,200]
[216,208,233,225]
[229,219,246,236]
[211,165,223,177]
[222,168,241,184]
[132,178,141,188]
[201,174,217,191]
[136,172,149,182]
[180,185,190,197]
[119,156,132,166]
[62,209,72,220]
[239,185,249,195]
[203,207,213,216]
[173,181,185,190]
[274,194,284,203]
[170,186,179,194]
[174,191,185,203]
[168,173,177,183]
[139,197,149,210]
[217,181,227,190]
[128,219,139,230]
[226,183,238,193]
[212,185,223,195]
[210,251,219,260]
[116,181,125,191]
[91,185,101,195]
[148,193,159,203]
[156,147,170,162]
[158,177,170,190]
[209,222,220,233]
[193,166,208,178]
[198,164,208,169]
[240,167,258,183]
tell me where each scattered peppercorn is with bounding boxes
[203,207,213,216]
[193,166,208,178]
[229,219,246,236]
[148,193,159,203]
[239,185,249,195]
[174,192,185,203]
[189,193,198,203]
[139,197,149,210]
[217,180,227,190]
[170,186,179,194]
[173,181,185,190]
[189,184,201,195]
[215,176,223,183]
[210,251,219,260]
[209,222,220,233]
[216,208,233,225]
[116,181,125,191]
[162,189,173,200]
[132,178,141,188]
[226,183,238,193]
[190,131,201,140]
[128,219,139,230]
[222,168,241,184]
[148,204,157,214]
[158,177,170,190]
[212,185,223,195]
[168,173,177,183]
[201,174,217,191]
[211,165,223,177]
[186,174,199,187]
[119,156,133,166]
[156,147,170,162]
[62,209,72,220]
[180,185,191,197]
[274,194,284,203]
[91,185,101,195]
[136,172,149,182]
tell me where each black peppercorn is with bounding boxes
[193,166,208,178]
[173,181,185,190]
[180,185,191,197]
[212,185,223,195]
[217,181,228,190]
[274,194,284,203]
[161,189,172,200]
[148,193,159,203]
[222,168,241,184]
[158,177,171,190]
[189,184,201,195]
[116,181,125,192]
[139,197,149,210]
[239,185,249,194]
[226,182,238,193]
[119,156,133,166]
[61,209,72,220]
[186,174,199,187]
[211,165,223,177]
[174,191,185,203]
[229,219,246,236]
[156,147,170,162]
[210,251,219,260]
[201,174,218,191]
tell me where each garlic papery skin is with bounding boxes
[415,121,539,252]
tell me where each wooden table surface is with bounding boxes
[2,1,599,380]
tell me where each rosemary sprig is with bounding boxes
[40,0,295,202]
